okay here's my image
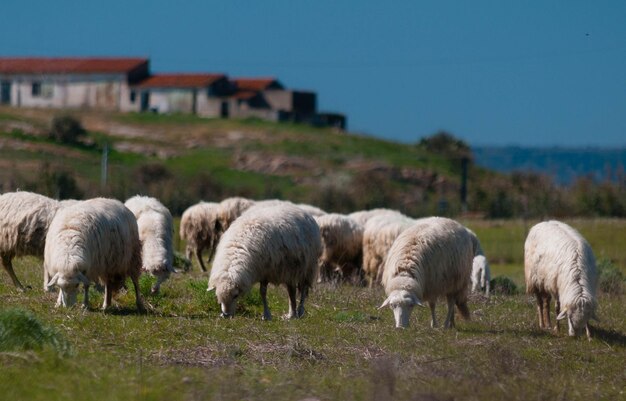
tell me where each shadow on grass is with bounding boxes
[591,326,626,347]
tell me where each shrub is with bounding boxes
[597,258,624,295]
[0,308,71,355]
[489,276,518,295]
[48,114,86,144]
[173,251,192,272]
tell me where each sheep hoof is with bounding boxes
[282,313,297,320]
[262,313,272,321]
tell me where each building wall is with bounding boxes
[264,90,316,115]
[0,73,141,112]
[147,89,195,114]
[195,91,223,117]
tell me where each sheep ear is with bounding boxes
[207,285,215,292]
[47,272,60,289]
[378,296,391,310]
[556,309,568,321]
[411,295,425,308]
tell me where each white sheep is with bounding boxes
[466,228,491,297]
[380,217,473,329]
[208,201,321,320]
[362,214,416,288]
[125,195,174,294]
[216,196,256,233]
[314,213,364,283]
[348,208,406,227]
[524,220,598,339]
[44,198,144,312]
[179,202,220,272]
[0,191,65,291]
[296,203,327,217]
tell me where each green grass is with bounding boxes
[0,221,625,401]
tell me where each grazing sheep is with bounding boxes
[466,228,491,297]
[471,255,491,297]
[208,201,321,320]
[0,191,65,291]
[296,203,326,217]
[380,217,473,329]
[44,198,144,312]
[125,195,174,294]
[524,220,598,339]
[362,214,416,288]
[348,208,406,227]
[216,196,256,233]
[179,202,220,272]
[314,213,364,283]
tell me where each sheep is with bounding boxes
[296,203,326,217]
[380,217,473,329]
[314,213,364,283]
[216,196,256,233]
[44,198,144,312]
[466,228,491,297]
[362,214,416,288]
[524,220,598,339]
[0,191,66,291]
[179,202,220,272]
[348,208,406,227]
[208,201,321,320]
[125,195,174,294]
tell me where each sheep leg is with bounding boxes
[102,282,112,310]
[131,274,146,313]
[585,324,592,341]
[444,295,456,329]
[543,294,552,330]
[260,281,272,321]
[196,247,207,272]
[284,284,298,320]
[82,284,90,309]
[553,298,560,333]
[1,255,26,292]
[535,293,545,329]
[297,285,308,318]
[429,301,437,328]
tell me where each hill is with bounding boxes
[473,146,626,185]
[0,106,466,216]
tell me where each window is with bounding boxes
[129,90,136,103]
[33,82,53,98]
[32,82,42,96]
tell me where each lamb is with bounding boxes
[208,201,321,320]
[524,220,598,339]
[179,202,220,272]
[362,214,416,288]
[44,198,144,312]
[125,195,174,294]
[380,217,473,329]
[0,191,66,291]
[314,213,364,283]
[466,228,491,297]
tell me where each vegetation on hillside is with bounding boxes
[0,107,625,218]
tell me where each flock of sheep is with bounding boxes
[0,191,599,339]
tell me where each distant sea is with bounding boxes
[472,146,626,185]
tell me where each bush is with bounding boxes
[173,251,192,272]
[0,308,71,355]
[48,115,86,144]
[489,276,519,295]
[597,258,624,295]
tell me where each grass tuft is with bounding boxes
[489,276,519,295]
[0,308,71,356]
[597,257,624,295]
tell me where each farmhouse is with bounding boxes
[0,57,149,112]
[0,56,346,129]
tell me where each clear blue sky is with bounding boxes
[2,1,625,147]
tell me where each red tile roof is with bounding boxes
[0,57,148,74]
[233,77,283,91]
[136,74,227,88]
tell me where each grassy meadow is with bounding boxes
[0,219,625,401]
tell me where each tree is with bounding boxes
[48,115,87,144]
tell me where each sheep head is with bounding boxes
[209,277,241,318]
[379,289,424,328]
[557,298,597,337]
[47,271,89,307]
